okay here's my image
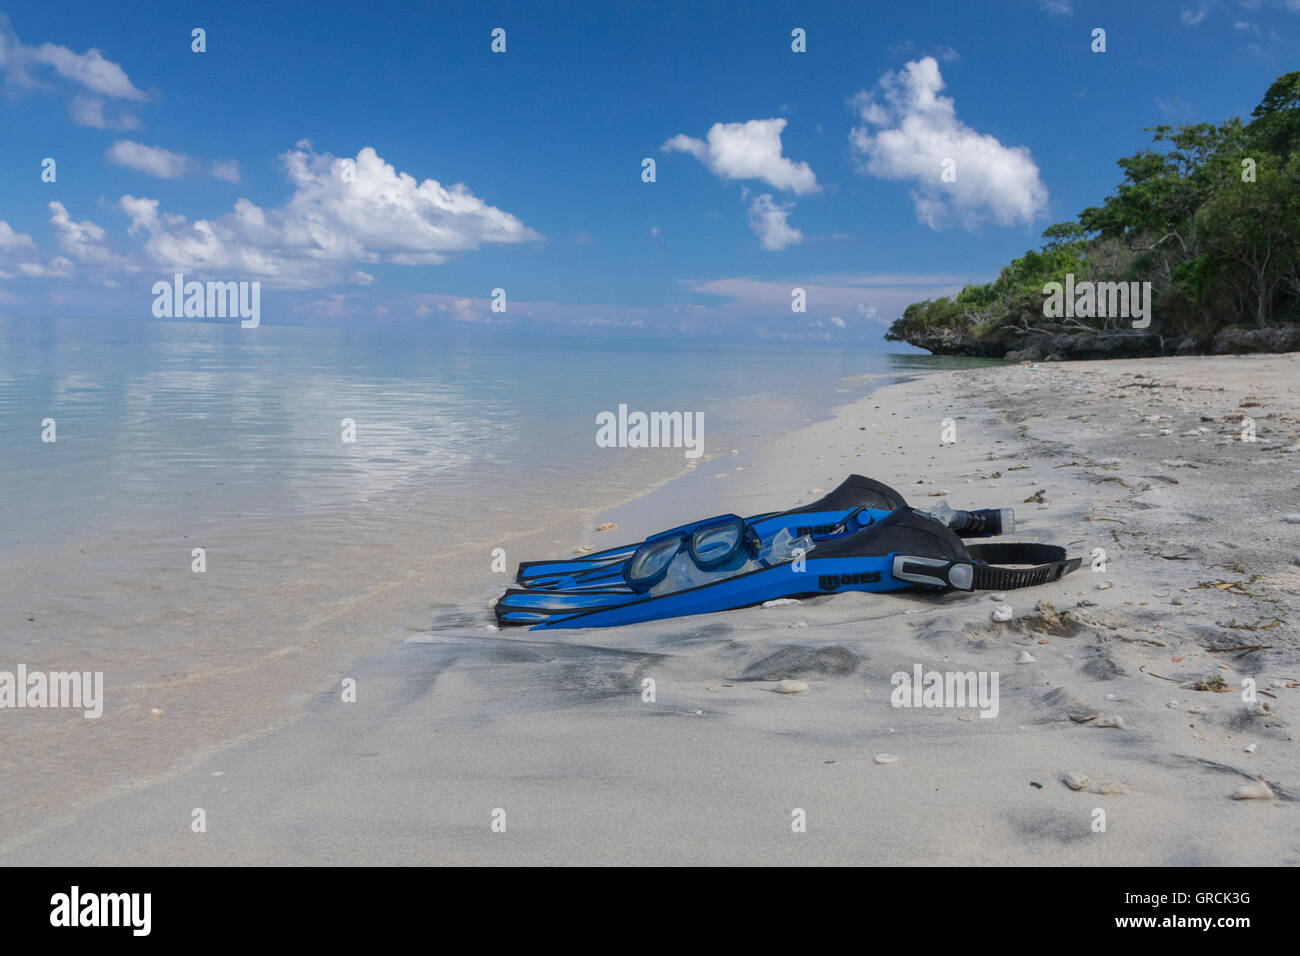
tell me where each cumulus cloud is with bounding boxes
[849,57,1048,229]
[115,143,543,288]
[1181,5,1209,26]
[49,201,134,273]
[663,119,818,195]
[747,194,803,250]
[0,15,147,101]
[106,140,192,178]
[0,207,124,285]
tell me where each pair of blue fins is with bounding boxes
[495,475,1081,630]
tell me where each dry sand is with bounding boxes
[4,354,1297,865]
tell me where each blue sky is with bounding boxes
[0,0,1295,343]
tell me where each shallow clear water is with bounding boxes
[0,317,995,562]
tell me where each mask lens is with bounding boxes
[627,537,682,590]
[690,520,744,569]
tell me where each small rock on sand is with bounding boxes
[595,522,617,532]
[1096,715,1126,729]
[1285,514,1300,524]
[992,605,1013,622]
[989,592,1006,601]
[1017,650,1037,663]
[762,598,802,608]
[150,707,162,717]
[874,754,898,765]
[1063,771,1089,791]
[1245,743,1258,754]
[774,679,808,694]
[1231,781,1275,800]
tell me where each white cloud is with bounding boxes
[0,206,127,286]
[663,118,819,194]
[0,220,36,251]
[848,57,1048,230]
[1180,6,1209,26]
[0,15,147,100]
[747,194,802,250]
[0,220,43,281]
[210,159,241,183]
[115,143,543,288]
[107,140,192,178]
[49,201,133,271]
[67,94,141,130]
[1036,0,1072,14]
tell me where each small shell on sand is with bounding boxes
[595,522,617,532]
[1247,702,1273,717]
[1231,781,1275,800]
[150,707,162,717]
[762,598,802,608]
[1097,581,1113,590]
[874,754,898,765]
[1188,704,1206,715]
[1245,743,1258,754]
[1284,514,1300,524]
[1063,771,1090,791]
[1096,715,1126,729]
[992,605,1013,622]
[989,592,1007,601]
[774,679,808,694]
[1168,700,1180,709]
[1017,650,1037,663]
[485,624,498,631]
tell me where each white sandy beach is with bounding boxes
[4,354,1298,865]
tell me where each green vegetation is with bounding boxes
[888,73,1300,355]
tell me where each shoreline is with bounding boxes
[5,354,1297,864]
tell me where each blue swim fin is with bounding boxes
[496,507,1079,629]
